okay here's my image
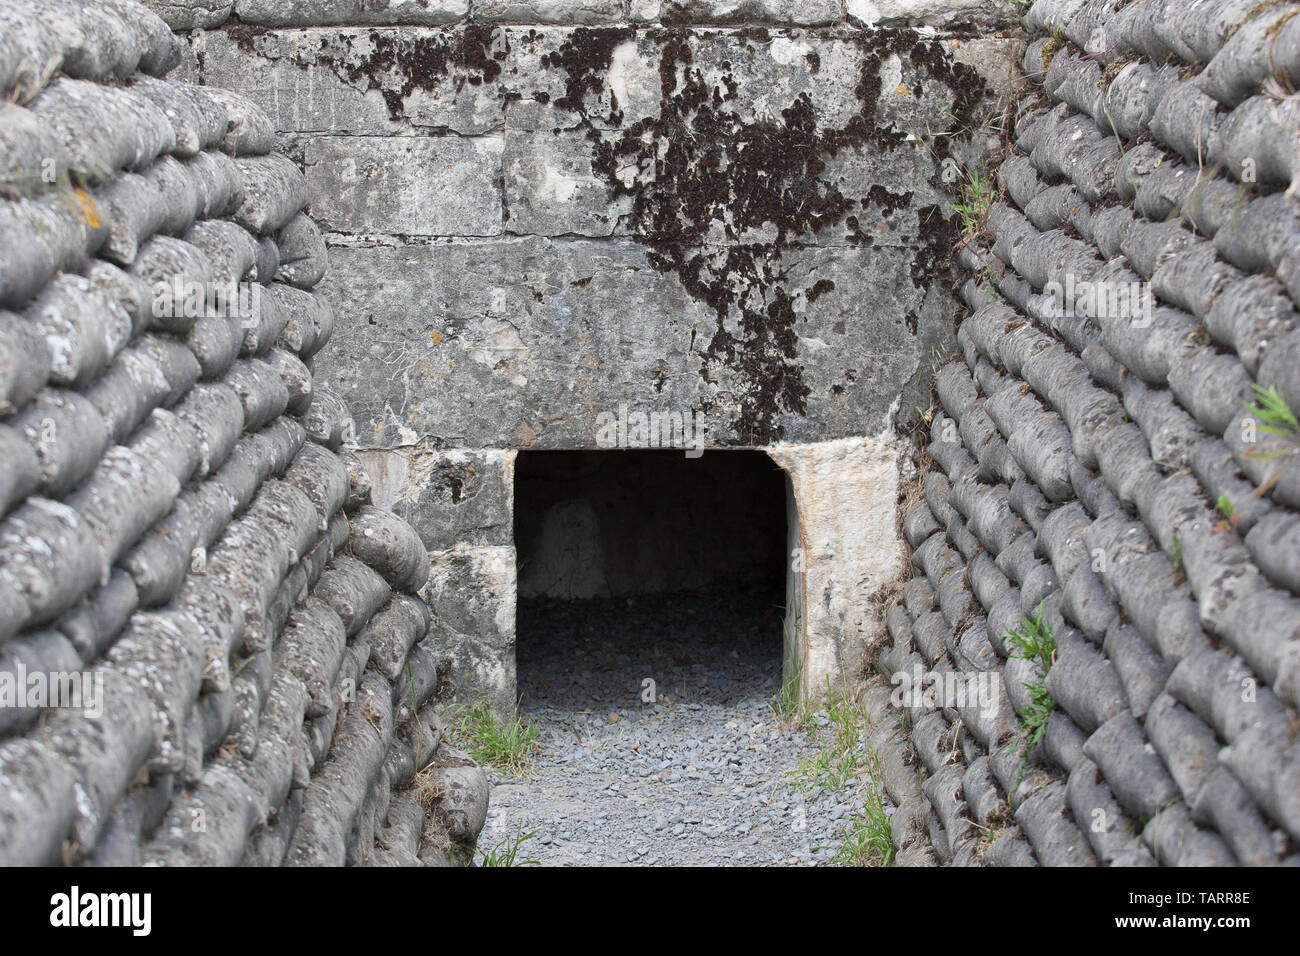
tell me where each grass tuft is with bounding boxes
[950,167,994,240]
[789,683,870,793]
[476,827,540,867]
[830,750,898,867]
[1246,384,1300,445]
[451,698,539,776]
[1002,603,1057,783]
[771,616,813,727]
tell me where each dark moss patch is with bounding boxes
[909,204,962,306]
[223,16,270,55]
[275,24,509,121]
[540,27,635,116]
[806,279,836,304]
[867,184,914,217]
[542,26,986,443]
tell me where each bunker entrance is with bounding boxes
[513,450,789,710]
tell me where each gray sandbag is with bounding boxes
[38,667,160,849]
[173,382,245,476]
[0,191,104,309]
[68,444,180,577]
[0,309,51,415]
[276,597,347,718]
[184,149,244,219]
[239,281,289,357]
[0,628,82,735]
[185,218,259,286]
[200,86,277,158]
[55,567,139,663]
[97,157,202,265]
[285,672,393,866]
[24,274,133,388]
[347,506,431,593]
[128,75,207,158]
[0,737,78,866]
[265,348,314,416]
[130,406,202,487]
[233,154,310,235]
[130,234,214,336]
[314,555,391,637]
[302,386,353,450]
[0,422,40,517]
[225,358,290,432]
[266,283,335,358]
[184,313,245,381]
[13,389,109,498]
[426,750,489,846]
[274,213,327,289]
[28,77,174,182]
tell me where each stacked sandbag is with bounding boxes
[878,0,1300,866]
[0,0,487,867]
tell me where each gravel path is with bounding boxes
[475,588,867,866]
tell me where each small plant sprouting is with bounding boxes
[451,698,539,776]
[1248,384,1300,435]
[1214,494,1239,534]
[789,681,867,793]
[1241,385,1300,497]
[1103,105,1144,201]
[1002,602,1056,672]
[476,827,540,867]
[1245,384,1300,455]
[1170,535,1185,583]
[832,789,896,866]
[1002,604,1057,784]
[830,751,897,867]
[772,616,812,727]
[951,166,995,241]
[978,265,1000,301]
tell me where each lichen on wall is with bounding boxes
[192,15,994,448]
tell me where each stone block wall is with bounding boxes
[174,13,998,449]
[148,0,1021,712]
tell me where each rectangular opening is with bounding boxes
[513,449,788,710]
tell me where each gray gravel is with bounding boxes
[475,588,866,866]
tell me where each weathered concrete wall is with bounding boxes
[165,8,1013,449]
[771,434,907,701]
[146,0,1019,712]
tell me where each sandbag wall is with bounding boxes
[0,0,486,866]
[873,0,1300,866]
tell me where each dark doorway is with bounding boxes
[513,450,788,710]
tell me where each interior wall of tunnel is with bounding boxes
[511,448,794,710]
[512,449,788,600]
